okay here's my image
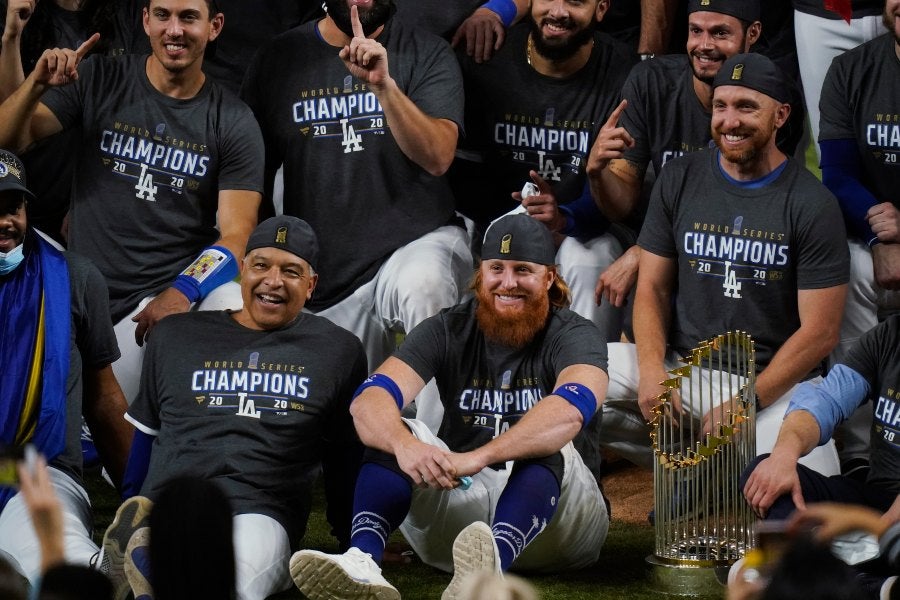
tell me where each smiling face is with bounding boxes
[0,193,26,254]
[711,85,787,171]
[529,0,607,61]
[234,247,317,331]
[686,12,758,84]
[143,0,222,76]
[474,259,554,348]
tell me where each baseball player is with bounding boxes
[815,0,900,473]
[290,213,610,600]
[588,0,805,311]
[452,0,634,342]
[102,215,368,600]
[600,53,849,474]
[242,0,472,433]
[0,149,132,586]
[0,0,265,405]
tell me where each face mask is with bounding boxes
[0,244,24,275]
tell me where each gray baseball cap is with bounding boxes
[482,214,556,266]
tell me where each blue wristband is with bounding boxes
[173,245,237,303]
[553,383,597,429]
[354,373,404,409]
[482,0,516,27]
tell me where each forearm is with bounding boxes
[638,0,677,54]
[471,396,584,467]
[0,72,47,151]
[757,329,839,407]
[350,391,417,455]
[0,30,26,100]
[589,160,642,222]
[82,366,133,488]
[373,78,457,176]
[633,276,670,380]
[769,410,821,462]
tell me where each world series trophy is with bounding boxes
[647,331,757,596]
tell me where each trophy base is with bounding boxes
[646,554,731,598]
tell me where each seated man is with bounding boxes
[600,53,849,471]
[742,315,900,522]
[0,149,132,585]
[291,214,610,600]
[741,315,900,598]
[102,216,368,600]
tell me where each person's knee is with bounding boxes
[740,453,770,490]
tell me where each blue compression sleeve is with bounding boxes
[120,430,154,500]
[785,364,870,445]
[559,181,610,240]
[482,0,517,26]
[820,138,881,245]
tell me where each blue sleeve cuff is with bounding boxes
[482,0,517,27]
[785,364,870,445]
[559,182,610,240]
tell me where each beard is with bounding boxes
[475,283,550,349]
[884,6,900,45]
[528,15,595,62]
[324,0,395,37]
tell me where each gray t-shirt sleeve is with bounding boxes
[126,316,169,435]
[793,181,850,289]
[393,312,446,384]
[213,99,266,193]
[67,252,120,367]
[404,35,465,131]
[818,55,855,142]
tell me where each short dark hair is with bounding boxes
[144,0,220,17]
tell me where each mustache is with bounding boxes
[692,50,725,61]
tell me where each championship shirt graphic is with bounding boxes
[865,111,900,167]
[494,107,591,182]
[458,370,543,438]
[874,386,900,450]
[99,120,210,201]
[189,352,311,419]
[291,75,386,154]
[684,215,788,299]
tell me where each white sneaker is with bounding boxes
[441,521,502,600]
[290,547,400,600]
[97,496,154,600]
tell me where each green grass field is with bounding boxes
[86,470,667,600]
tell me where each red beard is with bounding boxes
[475,283,550,348]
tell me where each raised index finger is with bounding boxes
[350,4,365,39]
[75,32,100,58]
[604,99,628,129]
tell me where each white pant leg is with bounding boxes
[556,234,624,342]
[0,468,97,585]
[373,226,473,432]
[794,11,883,156]
[398,419,606,574]
[599,342,656,469]
[112,282,243,405]
[232,513,292,600]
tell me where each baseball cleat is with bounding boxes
[441,521,501,600]
[98,496,154,600]
[124,527,153,600]
[290,547,400,600]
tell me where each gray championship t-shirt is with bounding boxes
[843,315,900,494]
[395,298,608,452]
[127,311,368,546]
[455,24,633,226]
[242,19,463,310]
[638,150,849,370]
[43,54,265,321]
